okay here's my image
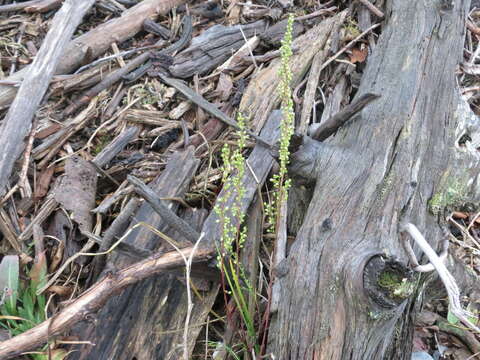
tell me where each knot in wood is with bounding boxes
[363,254,416,309]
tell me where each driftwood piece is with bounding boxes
[92,126,140,168]
[169,20,266,78]
[143,18,172,39]
[358,0,385,18]
[319,73,348,123]
[0,0,96,194]
[0,0,185,109]
[239,11,347,133]
[91,182,133,214]
[270,1,480,358]
[310,92,380,141]
[297,48,329,135]
[260,18,305,47]
[50,63,114,96]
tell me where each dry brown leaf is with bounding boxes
[47,285,73,297]
[34,165,55,200]
[350,47,368,63]
[215,73,233,101]
[54,156,97,233]
[452,211,468,219]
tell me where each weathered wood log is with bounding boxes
[0,0,186,109]
[269,1,480,359]
[169,20,266,78]
[0,0,96,194]
[127,175,201,243]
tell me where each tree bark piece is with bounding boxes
[54,156,97,233]
[270,1,480,359]
[0,0,96,194]
[89,198,141,282]
[0,0,186,109]
[169,20,266,78]
[92,126,140,168]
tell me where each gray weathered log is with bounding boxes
[0,0,95,194]
[270,1,480,359]
[90,198,142,281]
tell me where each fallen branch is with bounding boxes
[357,0,385,19]
[0,0,39,12]
[0,245,214,359]
[401,223,480,333]
[310,93,381,141]
[158,73,272,147]
[25,0,63,13]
